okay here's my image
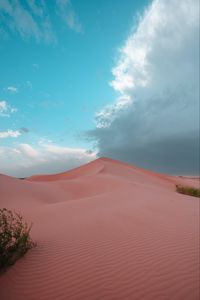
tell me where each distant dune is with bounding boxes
[0,158,199,300]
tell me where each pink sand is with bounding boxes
[0,158,199,299]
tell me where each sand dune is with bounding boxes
[0,158,199,300]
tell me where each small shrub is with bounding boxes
[176,185,200,198]
[0,208,36,270]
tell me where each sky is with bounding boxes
[0,0,199,177]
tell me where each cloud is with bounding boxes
[0,100,17,117]
[88,0,199,175]
[26,0,44,17]
[17,143,39,158]
[95,95,131,128]
[0,142,97,177]
[0,130,21,138]
[20,127,29,133]
[0,0,83,42]
[56,0,83,33]
[0,0,56,42]
[6,86,18,93]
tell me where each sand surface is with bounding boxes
[0,157,199,300]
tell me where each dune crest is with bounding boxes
[0,158,199,300]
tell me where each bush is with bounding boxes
[0,208,35,270]
[176,185,200,198]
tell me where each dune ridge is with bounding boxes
[0,158,199,300]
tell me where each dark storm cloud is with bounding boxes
[20,127,29,133]
[88,0,199,175]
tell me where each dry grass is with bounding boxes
[0,208,36,270]
[176,185,200,198]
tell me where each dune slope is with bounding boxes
[0,158,199,300]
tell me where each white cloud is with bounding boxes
[0,142,97,177]
[0,100,17,117]
[0,130,21,138]
[56,0,83,33]
[0,0,56,43]
[17,143,39,158]
[0,0,82,42]
[6,86,18,93]
[0,101,8,115]
[89,0,199,175]
[26,0,44,17]
[96,95,131,128]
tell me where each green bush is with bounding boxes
[176,185,200,198]
[0,208,36,270]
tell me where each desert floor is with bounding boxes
[0,158,199,300]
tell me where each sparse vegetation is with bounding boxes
[0,208,35,270]
[176,185,200,198]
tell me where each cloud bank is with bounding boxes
[88,0,199,175]
[0,142,96,177]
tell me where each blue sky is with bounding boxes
[0,0,149,148]
[0,0,199,176]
